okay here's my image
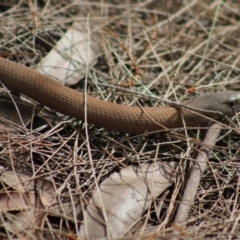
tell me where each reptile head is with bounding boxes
[185,91,240,117]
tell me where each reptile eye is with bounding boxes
[229,100,235,107]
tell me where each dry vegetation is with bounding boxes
[0,0,240,239]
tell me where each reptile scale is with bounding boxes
[0,57,239,133]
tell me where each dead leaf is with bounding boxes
[36,22,102,86]
[0,170,54,198]
[0,170,81,218]
[0,191,47,211]
[79,162,176,239]
[1,191,46,239]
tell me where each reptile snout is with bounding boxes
[227,93,240,112]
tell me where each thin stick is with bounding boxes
[174,123,223,224]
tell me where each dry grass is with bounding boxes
[0,0,240,239]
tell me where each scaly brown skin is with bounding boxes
[0,57,239,133]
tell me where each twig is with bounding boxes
[173,123,223,225]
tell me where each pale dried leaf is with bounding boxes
[2,191,46,239]
[0,191,49,211]
[79,162,176,239]
[0,170,81,217]
[36,22,102,86]
[0,170,54,197]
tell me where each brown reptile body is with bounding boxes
[0,57,239,133]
